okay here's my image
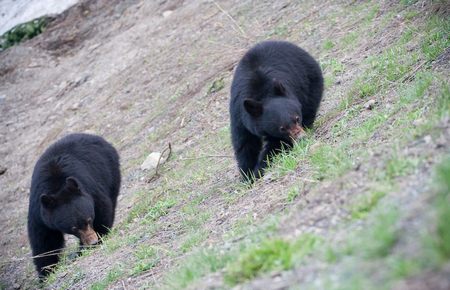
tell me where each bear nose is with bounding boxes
[79,225,99,246]
[289,124,306,140]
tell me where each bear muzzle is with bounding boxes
[79,225,99,245]
[288,124,306,140]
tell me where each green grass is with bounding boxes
[224,235,321,285]
[164,249,233,289]
[269,23,290,37]
[286,185,301,203]
[0,17,50,50]
[432,157,450,261]
[180,230,209,253]
[90,265,123,290]
[309,143,352,180]
[350,189,387,219]
[359,208,399,258]
[126,193,176,224]
[207,77,225,94]
[342,31,358,47]
[132,245,159,276]
[421,16,450,62]
[384,153,418,181]
[400,0,417,5]
[321,58,345,75]
[323,39,334,50]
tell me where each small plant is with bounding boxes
[359,208,399,258]
[180,230,208,253]
[1,17,51,50]
[132,245,159,275]
[224,235,320,285]
[286,185,301,203]
[207,77,225,94]
[432,157,450,261]
[90,265,123,290]
[225,239,293,285]
[350,190,387,219]
[321,58,345,75]
[126,193,176,224]
[323,39,334,50]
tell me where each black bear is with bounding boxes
[27,133,121,279]
[230,40,323,180]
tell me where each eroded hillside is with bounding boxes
[0,0,449,289]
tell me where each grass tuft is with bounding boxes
[350,189,387,219]
[224,235,320,285]
[432,157,450,261]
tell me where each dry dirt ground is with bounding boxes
[0,0,449,289]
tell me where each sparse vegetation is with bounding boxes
[0,17,51,50]
[2,1,449,289]
[432,157,450,261]
[225,235,320,285]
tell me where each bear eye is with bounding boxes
[280,126,286,132]
[72,226,77,232]
[295,116,300,123]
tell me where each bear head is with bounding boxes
[243,80,306,142]
[40,177,99,245]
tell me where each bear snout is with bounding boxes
[79,225,99,245]
[289,124,306,140]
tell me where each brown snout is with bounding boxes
[79,225,99,245]
[288,124,306,140]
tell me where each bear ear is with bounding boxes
[40,194,56,208]
[65,177,80,192]
[273,79,286,96]
[243,99,263,117]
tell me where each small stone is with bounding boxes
[141,152,166,171]
[424,135,432,144]
[0,166,6,175]
[364,99,376,110]
[13,283,20,289]
[162,10,173,18]
[69,103,80,111]
[413,118,424,127]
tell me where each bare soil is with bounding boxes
[0,0,448,289]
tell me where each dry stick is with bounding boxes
[401,60,429,83]
[0,244,101,266]
[180,154,233,161]
[212,1,249,39]
[154,143,172,176]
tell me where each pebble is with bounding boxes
[162,10,173,18]
[141,152,166,171]
[364,99,376,110]
[69,102,80,111]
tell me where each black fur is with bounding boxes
[230,41,323,180]
[27,133,121,279]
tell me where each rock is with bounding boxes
[141,152,166,171]
[162,10,173,18]
[13,283,20,289]
[0,166,6,175]
[364,99,376,110]
[69,102,80,111]
[413,118,424,127]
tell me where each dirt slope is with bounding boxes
[0,0,449,289]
